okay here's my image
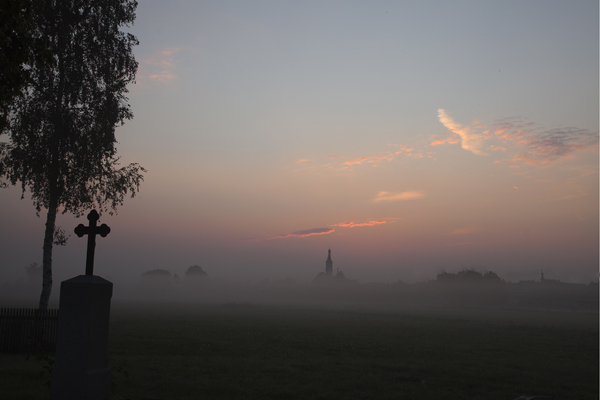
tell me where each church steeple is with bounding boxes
[325,248,333,276]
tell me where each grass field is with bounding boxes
[2,302,598,400]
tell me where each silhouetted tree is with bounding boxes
[437,269,501,284]
[185,265,207,279]
[0,0,144,311]
[141,269,172,287]
[456,269,483,281]
[25,261,42,284]
[141,269,171,278]
[0,0,52,130]
[483,271,501,283]
[436,271,457,282]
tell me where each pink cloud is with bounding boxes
[139,47,180,83]
[393,145,424,158]
[494,125,511,136]
[438,109,487,155]
[344,156,371,166]
[431,136,460,146]
[494,122,598,165]
[373,191,425,203]
[340,145,423,169]
[434,112,597,167]
[331,220,387,228]
[295,144,424,174]
[269,227,335,239]
[343,154,395,167]
[489,145,507,152]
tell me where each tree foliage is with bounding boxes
[1,0,144,215]
[140,269,172,288]
[0,0,52,130]
[185,265,207,278]
[141,269,172,279]
[436,269,502,284]
[0,0,144,310]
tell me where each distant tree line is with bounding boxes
[435,269,502,284]
[140,265,207,287]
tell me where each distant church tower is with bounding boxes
[325,248,333,276]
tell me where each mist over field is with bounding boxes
[2,260,597,315]
[3,279,598,400]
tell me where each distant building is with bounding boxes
[540,269,560,285]
[314,249,352,282]
[325,248,333,276]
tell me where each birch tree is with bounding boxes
[0,0,145,310]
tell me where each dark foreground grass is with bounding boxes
[2,303,598,400]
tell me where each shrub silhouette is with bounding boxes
[437,269,501,284]
[140,269,171,288]
[185,265,207,278]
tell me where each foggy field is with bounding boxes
[3,303,598,400]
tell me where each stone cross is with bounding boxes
[74,210,110,276]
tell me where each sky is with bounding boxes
[1,0,598,291]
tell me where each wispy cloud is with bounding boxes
[269,227,335,239]
[319,144,426,172]
[431,136,460,146]
[373,191,425,203]
[392,144,425,158]
[331,220,387,228]
[342,145,425,168]
[498,124,598,166]
[559,190,588,201]
[434,111,597,166]
[438,109,487,155]
[246,218,400,242]
[139,47,180,83]
[489,145,507,152]
[343,154,394,167]
[293,111,596,180]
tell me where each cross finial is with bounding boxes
[74,210,110,275]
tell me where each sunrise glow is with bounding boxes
[1,1,597,288]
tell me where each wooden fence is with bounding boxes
[0,308,59,353]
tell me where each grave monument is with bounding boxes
[50,210,113,400]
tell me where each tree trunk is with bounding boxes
[38,9,65,311]
[38,200,57,311]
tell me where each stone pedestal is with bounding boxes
[50,275,113,400]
